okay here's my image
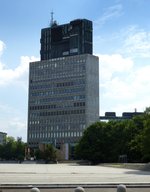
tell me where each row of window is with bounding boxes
[31,65,86,75]
[41,46,80,55]
[30,59,86,71]
[29,110,86,118]
[30,74,84,84]
[30,73,85,82]
[56,81,73,87]
[30,71,85,81]
[30,87,85,97]
[28,131,83,139]
[30,79,85,90]
[74,102,85,107]
[31,69,79,76]
[29,126,86,135]
[39,109,85,116]
[29,102,85,111]
[30,105,55,110]
[29,120,85,126]
[29,115,85,124]
[30,95,85,105]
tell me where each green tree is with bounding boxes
[43,144,56,163]
[128,115,147,162]
[75,122,111,164]
[35,144,56,163]
[145,107,150,114]
[142,114,150,162]
[75,109,150,164]
[106,120,132,162]
[0,144,4,159]
[15,137,25,162]
[3,136,16,160]
[34,149,44,160]
[75,115,149,163]
[0,136,25,161]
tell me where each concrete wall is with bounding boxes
[85,54,99,127]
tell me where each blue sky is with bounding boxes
[0,0,150,141]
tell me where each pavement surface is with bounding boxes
[0,163,150,185]
[0,163,150,191]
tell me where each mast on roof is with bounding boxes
[50,11,54,26]
[50,11,58,27]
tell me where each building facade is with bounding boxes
[27,19,99,149]
[0,132,7,145]
[28,54,99,148]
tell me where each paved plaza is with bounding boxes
[0,163,150,185]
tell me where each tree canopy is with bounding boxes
[0,137,25,161]
[75,112,150,164]
[35,144,57,163]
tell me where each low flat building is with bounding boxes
[100,111,144,121]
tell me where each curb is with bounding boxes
[1,183,150,189]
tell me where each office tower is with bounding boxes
[27,19,99,149]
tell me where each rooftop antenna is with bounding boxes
[50,11,58,27]
[50,11,54,26]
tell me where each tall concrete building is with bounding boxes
[27,18,99,149]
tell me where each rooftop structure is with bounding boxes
[100,111,144,121]
[40,19,93,60]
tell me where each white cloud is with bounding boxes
[0,42,39,87]
[94,25,150,60]
[103,77,135,100]
[97,54,133,82]
[0,40,5,56]
[0,40,39,141]
[94,24,150,115]
[0,56,38,87]
[122,26,150,58]
[1,118,27,141]
[97,54,150,114]
[95,4,123,27]
[8,117,27,140]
